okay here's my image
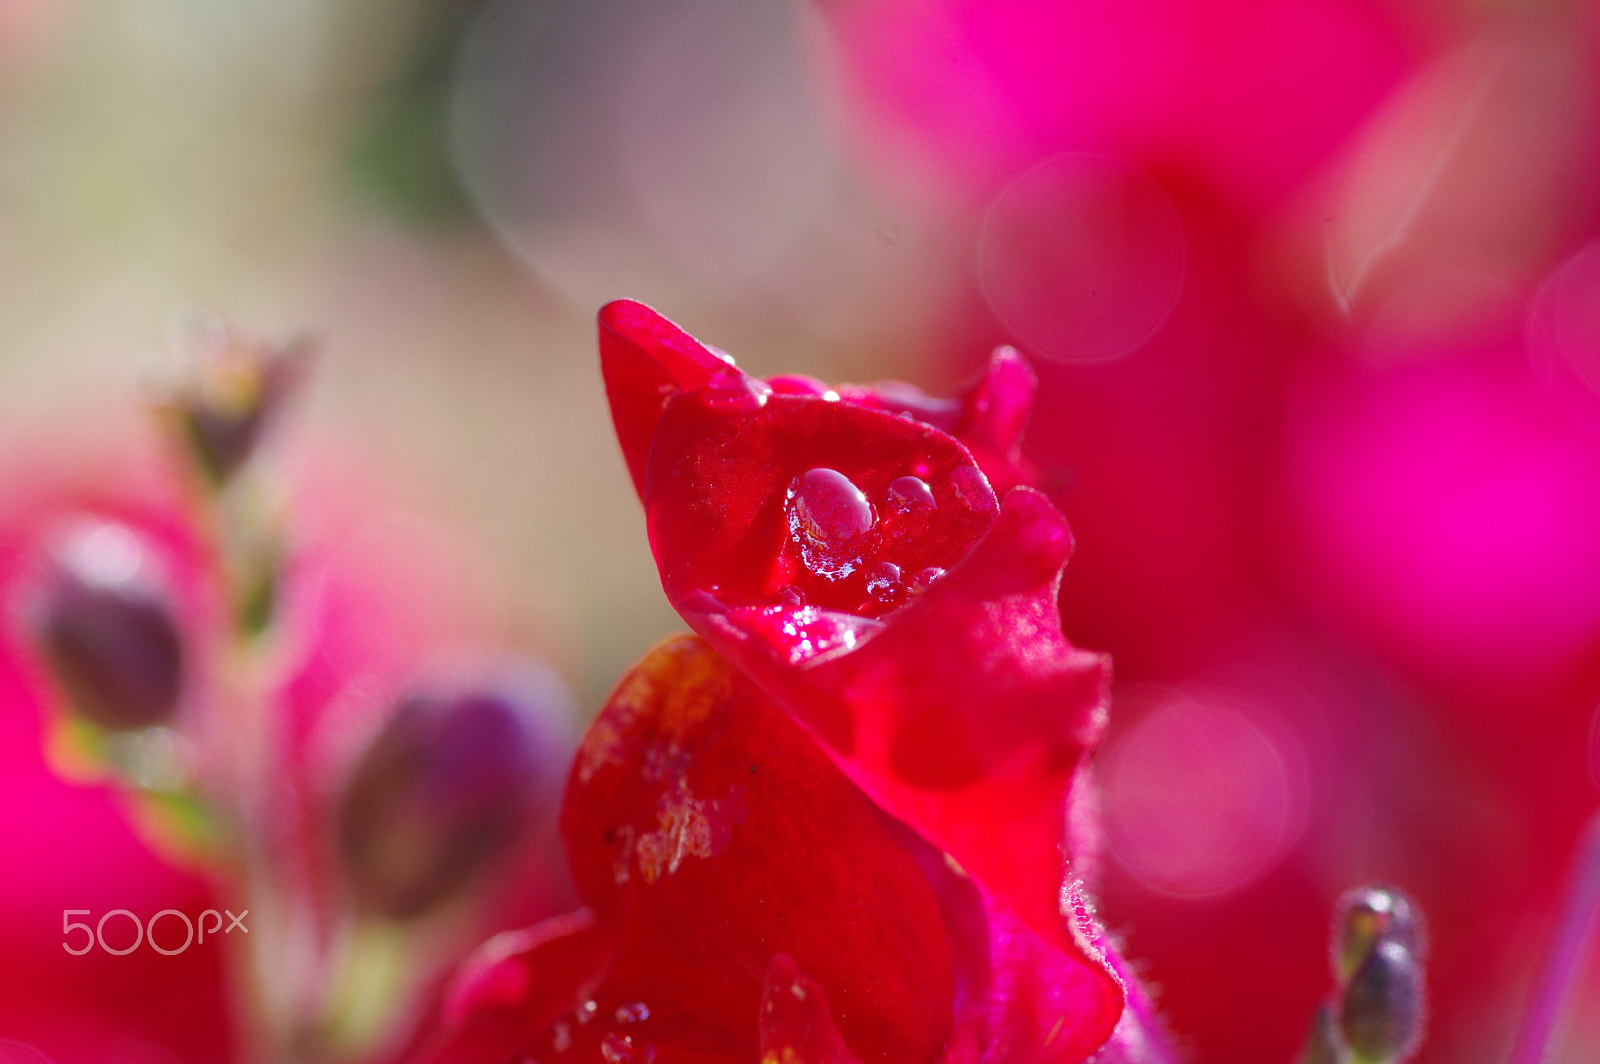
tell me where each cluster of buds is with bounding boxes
[1304,886,1426,1064]
[11,317,577,1064]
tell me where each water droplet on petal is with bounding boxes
[697,367,770,414]
[600,1033,655,1064]
[786,468,878,580]
[911,567,945,591]
[886,475,937,514]
[615,1002,651,1024]
[777,585,805,608]
[576,999,599,1025]
[767,373,834,398]
[552,1022,573,1053]
[865,561,902,603]
[947,466,993,511]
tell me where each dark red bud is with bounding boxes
[32,524,185,731]
[337,664,575,919]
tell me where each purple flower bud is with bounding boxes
[1339,938,1425,1064]
[31,524,186,731]
[336,665,576,920]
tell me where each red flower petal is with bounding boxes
[559,635,959,1063]
[600,300,756,497]
[689,493,1122,1061]
[835,346,1039,496]
[431,637,1130,1063]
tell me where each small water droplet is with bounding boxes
[576,999,599,1025]
[697,368,770,414]
[886,475,937,514]
[552,1022,573,1053]
[777,585,805,608]
[948,466,992,511]
[912,567,945,591]
[866,561,902,603]
[786,468,878,580]
[600,1033,656,1064]
[767,373,835,399]
[615,1002,651,1024]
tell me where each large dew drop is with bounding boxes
[786,467,877,580]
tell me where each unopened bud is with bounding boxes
[160,313,312,487]
[1339,938,1424,1064]
[31,524,185,731]
[336,665,575,919]
[1336,885,1420,981]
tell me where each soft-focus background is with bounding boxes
[1,1,1598,1063]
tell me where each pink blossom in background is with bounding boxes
[0,420,234,1064]
[820,0,1412,213]
[806,1,1600,1061]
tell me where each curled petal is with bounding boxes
[643,377,1000,621]
[944,345,1039,496]
[600,299,750,496]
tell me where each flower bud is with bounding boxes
[1335,885,1420,981]
[1339,938,1424,1064]
[31,524,185,731]
[160,314,312,487]
[336,666,575,919]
